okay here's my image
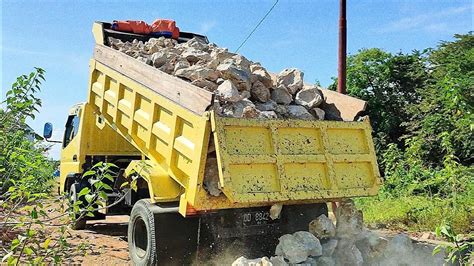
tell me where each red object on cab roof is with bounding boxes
[112,20,151,34]
[151,19,180,39]
[112,19,180,39]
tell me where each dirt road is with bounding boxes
[64,215,447,265]
[68,216,130,265]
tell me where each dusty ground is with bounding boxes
[68,215,130,265]
[2,201,448,265]
[65,215,446,265]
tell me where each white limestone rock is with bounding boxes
[217,62,251,91]
[293,231,322,257]
[216,80,240,102]
[294,85,323,109]
[277,68,304,95]
[275,234,308,264]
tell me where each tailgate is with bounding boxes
[211,113,381,203]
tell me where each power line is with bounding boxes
[235,0,279,53]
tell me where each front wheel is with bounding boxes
[69,183,87,230]
[128,199,157,266]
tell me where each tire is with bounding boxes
[128,199,157,266]
[69,183,87,230]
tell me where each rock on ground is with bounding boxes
[321,239,338,257]
[336,200,364,239]
[232,256,272,266]
[269,256,287,266]
[315,256,335,266]
[333,243,363,266]
[275,234,309,264]
[275,231,323,263]
[355,230,388,264]
[293,231,322,257]
[309,214,336,239]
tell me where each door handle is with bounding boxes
[72,155,77,162]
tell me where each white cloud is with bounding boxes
[198,20,217,34]
[377,5,472,33]
[1,45,90,72]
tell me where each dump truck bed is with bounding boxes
[88,23,381,214]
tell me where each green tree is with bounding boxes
[350,34,473,235]
[0,68,55,194]
[341,48,429,156]
[406,33,473,167]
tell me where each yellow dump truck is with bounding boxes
[45,22,381,264]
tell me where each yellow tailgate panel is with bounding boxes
[213,115,381,203]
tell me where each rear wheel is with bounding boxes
[69,183,87,230]
[128,199,157,266]
[128,199,199,265]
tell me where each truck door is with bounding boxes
[59,105,84,193]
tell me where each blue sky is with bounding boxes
[1,0,472,159]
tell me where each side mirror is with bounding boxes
[43,122,53,139]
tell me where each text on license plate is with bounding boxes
[242,211,279,227]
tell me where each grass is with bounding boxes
[355,195,473,234]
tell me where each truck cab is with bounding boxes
[55,103,141,198]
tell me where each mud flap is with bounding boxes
[152,212,200,265]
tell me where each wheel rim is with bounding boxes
[133,216,149,258]
[69,185,77,211]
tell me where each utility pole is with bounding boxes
[337,0,347,94]
[332,0,347,215]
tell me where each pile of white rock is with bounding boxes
[232,200,445,266]
[108,37,326,120]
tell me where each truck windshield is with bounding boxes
[63,115,80,148]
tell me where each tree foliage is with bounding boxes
[344,48,429,156]
[340,33,473,235]
[0,68,55,194]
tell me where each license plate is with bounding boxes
[242,210,279,227]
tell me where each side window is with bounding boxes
[63,115,80,148]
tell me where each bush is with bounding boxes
[0,68,56,194]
